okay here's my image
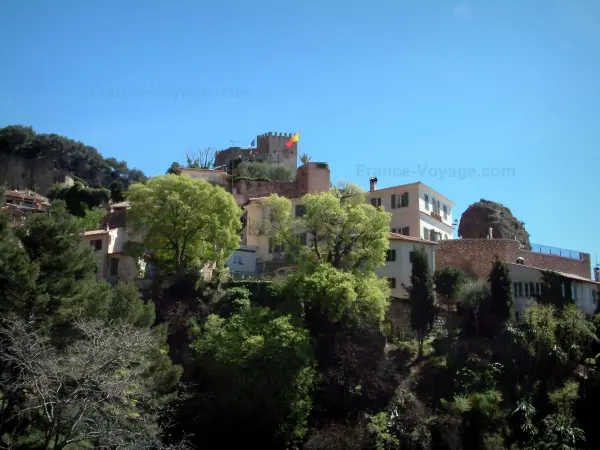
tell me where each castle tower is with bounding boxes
[256,132,298,171]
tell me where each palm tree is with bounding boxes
[300,153,312,165]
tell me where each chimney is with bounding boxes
[594,266,599,282]
[369,177,378,192]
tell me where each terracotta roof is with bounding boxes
[505,262,600,285]
[389,232,439,245]
[84,229,108,236]
[4,189,49,202]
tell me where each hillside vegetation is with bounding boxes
[0,125,146,194]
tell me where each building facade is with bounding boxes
[2,189,50,224]
[376,233,438,298]
[507,262,599,318]
[214,132,298,172]
[365,180,455,242]
[82,225,139,281]
[225,244,258,277]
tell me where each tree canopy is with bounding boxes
[127,174,242,274]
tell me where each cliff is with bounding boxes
[0,125,146,195]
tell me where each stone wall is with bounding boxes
[436,239,592,279]
[233,162,330,202]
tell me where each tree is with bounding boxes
[167,161,182,174]
[407,247,436,358]
[185,147,215,169]
[110,180,126,202]
[488,260,514,332]
[189,306,316,448]
[300,153,312,165]
[434,267,465,332]
[0,318,187,449]
[48,182,110,217]
[455,278,490,338]
[127,174,241,274]
[73,206,107,231]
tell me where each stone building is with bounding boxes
[214,132,298,172]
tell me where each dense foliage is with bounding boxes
[0,125,147,194]
[3,173,600,450]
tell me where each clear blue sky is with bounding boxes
[1,0,599,267]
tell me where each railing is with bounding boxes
[529,243,582,260]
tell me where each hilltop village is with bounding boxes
[2,127,600,449]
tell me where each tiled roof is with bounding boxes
[505,262,600,285]
[389,232,439,245]
[5,189,49,202]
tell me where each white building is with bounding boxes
[376,233,438,298]
[365,179,455,241]
[507,262,599,318]
[225,244,258,277]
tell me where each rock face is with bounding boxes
[458,199,531,250]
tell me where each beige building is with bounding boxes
[365,179,455,242]
[83,225,139,281]
[242,196,312,274]
[376,233,438,298]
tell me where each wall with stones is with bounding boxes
[436,239,592,279]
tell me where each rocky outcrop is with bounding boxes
[458,199,531,250]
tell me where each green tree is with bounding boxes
[48,182,110,217]
[488,260,514,333]
[127,174,241,274]
[190,306,316,448]
[407,247,436,358]
[166,161,182,174]
[73,206,106,231]
[434,267,465,332]
[455,278,490,338]
[110,180,126,202]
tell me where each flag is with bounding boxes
[286,132,299,148]
[250,139,255,147]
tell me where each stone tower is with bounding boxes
[255,132,298,171]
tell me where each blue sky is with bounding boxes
[1,0,599,267]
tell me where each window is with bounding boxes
[23,201,34,208]
[391,194,397,209]
[534,283,541,296]
[409,251,413,263]
[90,239,102,251]
[269,238,284,253]
[401,226,410,236]
[296,232,308,246]
[400,192,409,207]
[515,311,521,321]
[443,204,448,220]
[593,290,597,305]
[386,249,396,262]
[513,282,523,297]
[233,253,243,265]
[391,228,397,233]
[524,282,530,297]
[295,204,306,217]
[423,227,430,240]
[5,199,12,204]
[444,233,448,240]
[371,197,381,207]
[268,237,273,253]
[424,194,430,210]
[109,257,119,277]
[388,277,396,289]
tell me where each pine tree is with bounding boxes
[408,247,436,358]
[488,260,514,332]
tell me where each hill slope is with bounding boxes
[0,125,146,195]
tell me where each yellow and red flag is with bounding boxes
[286,132,299,148]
